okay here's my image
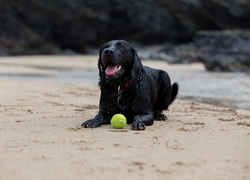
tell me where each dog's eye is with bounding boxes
[120,46,124,50]
[103,45,109,50]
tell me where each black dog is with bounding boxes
[82,40,178,130]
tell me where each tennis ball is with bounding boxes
[111,114,127,129]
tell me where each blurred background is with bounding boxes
[0,0,250,109]
[0,0,250,65]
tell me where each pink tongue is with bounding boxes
[105,65,118,75]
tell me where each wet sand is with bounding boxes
[0,56,250,180]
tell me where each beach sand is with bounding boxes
[0,56,249,180]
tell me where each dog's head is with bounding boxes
[98,40,142,84]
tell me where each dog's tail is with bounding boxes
[169,83,178,105]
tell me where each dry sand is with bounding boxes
[0,56,249,180]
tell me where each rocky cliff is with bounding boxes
[1,0,250,55]
[195,30,250,72]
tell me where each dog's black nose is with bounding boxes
[104,48,114,55]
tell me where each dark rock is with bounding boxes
[171,43,199,64]
[136,44,174,61]
[137,43,199,64]
[195,30,250,72]
[1,0,250,55]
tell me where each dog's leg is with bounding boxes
[81,112,104,128]
[131,112,154,130]
[82,93,112,128]
[153,71,172,121]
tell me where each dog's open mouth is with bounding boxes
[105,65,123,76]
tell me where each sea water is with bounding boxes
[168,68,250,110]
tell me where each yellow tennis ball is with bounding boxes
[111,114,127,129]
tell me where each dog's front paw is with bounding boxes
[131,118,146,130]
[81,119,101,128]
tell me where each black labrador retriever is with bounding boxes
[82,40,178,130]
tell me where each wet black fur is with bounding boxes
[82,40,178,130]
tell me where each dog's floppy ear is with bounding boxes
[131,48,143,77]
[98,48,105,77]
